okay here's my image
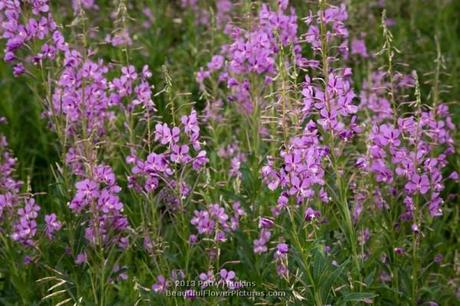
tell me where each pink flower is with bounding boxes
[405,174,430,194]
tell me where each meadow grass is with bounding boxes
[0,1,459,305]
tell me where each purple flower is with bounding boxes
[142,65,152,78]
[428,195,443,217]
[44,213,62,239]
[191,204,234,239]
[17,198,40,219]
[405,174,430,195]
[253,228,271,254]
[70,179,99,212]
[371,159,393,183]
[192,150,208,170]
[207,55,224,71]
[170,144,191,164]
[75,252,87,265]
[261,163,280,190]
[199,271,215,288]
[170,269,185,281]
[276,264,288,277]
[196,68,210,84]
[219,269,236,286]
[111,264,128,282]
[393,247,405,255]
[154,123,180,145]
[274,243,289,260]
[448,171,459,181]
[23,255,34,265]
[13,63,25,77]
[259,217,274,229]
[31,0,50,15]
[10,198,40,246]
[191,210,215,235]
[278,0,289,10]
[98,189,123,213]
[181,110,201,149]
[377,124,401,147]
[358,228,370,245]
[351,38,368,58]
[304,207,320,221]
[121,65,137,80]
[94,165,116,186]
[152,275,168,293]
[232,201,246,217]
[253,238,268,254]
[209,204,229,224]
[188,234,198,244]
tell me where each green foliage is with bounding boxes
[0,0,459,305]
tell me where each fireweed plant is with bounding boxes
[0,0,459,305]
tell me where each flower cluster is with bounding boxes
[70,164,129,248]
[0,124,47,247]
[44,213,62,239]
[0,1,458,304]
[305,4,349,57]
[360,103,456,219]
[1,1,154,139]
[0,0,66,76]
[1,1,162,257]
[253,217,273,254]
[52,56,113,137]
[126,110,208,203]
[351,36,369,58]
[52,59,155,138]
[301,70,360,137]
[0,130,21,194]
[10,198,40,246]
[259,4,360,227]
[262,122,329,210]
[301,4,360,137]
[274,242,289,277]
[198,269,241,290]
[359,70,415,124]
[152,269,186,293]
[191,201,245,242]
[218,268,240,290]
[198,1,300,113]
